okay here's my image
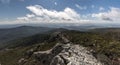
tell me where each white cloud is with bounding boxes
[26,5,81,22]
[54,2,57,5]
[75,4,87,10]
[15,5,92,24]
[26,14,35,18]
[99,7,105,11]
[17,14,35,21]
[17,17,29,21]
[92,7,120,21]
[1,5,92,25]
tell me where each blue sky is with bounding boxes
[0,0,120,25]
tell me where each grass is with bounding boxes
[63,30,120,58]
[0,33,57,65]
[0,47,29,65]
[0,41,57,65]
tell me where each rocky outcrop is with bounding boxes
[18,32,104,65]
[50,44,103,65]
[25,42,103,65]
[33,43,64,65]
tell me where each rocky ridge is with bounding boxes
[18,32,104,65]
[50,43,103,65]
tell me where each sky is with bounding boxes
[0,0,120,26]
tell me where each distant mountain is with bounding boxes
[0,26,54,47]
[1,25,120,47]
[63,25,108,31]
[89,28,120,33]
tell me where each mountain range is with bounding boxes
[0,28,120,65]
[0,26,120,65]
[0,26,54,48]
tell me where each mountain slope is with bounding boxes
[0,26,54,48]
[0,30,120,65]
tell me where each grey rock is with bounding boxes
[18,58,27,65]
[32,43,103,65]
[50,44,103,65]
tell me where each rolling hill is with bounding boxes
[0,26,54,48]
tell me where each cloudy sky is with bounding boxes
[0,0,120,26]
